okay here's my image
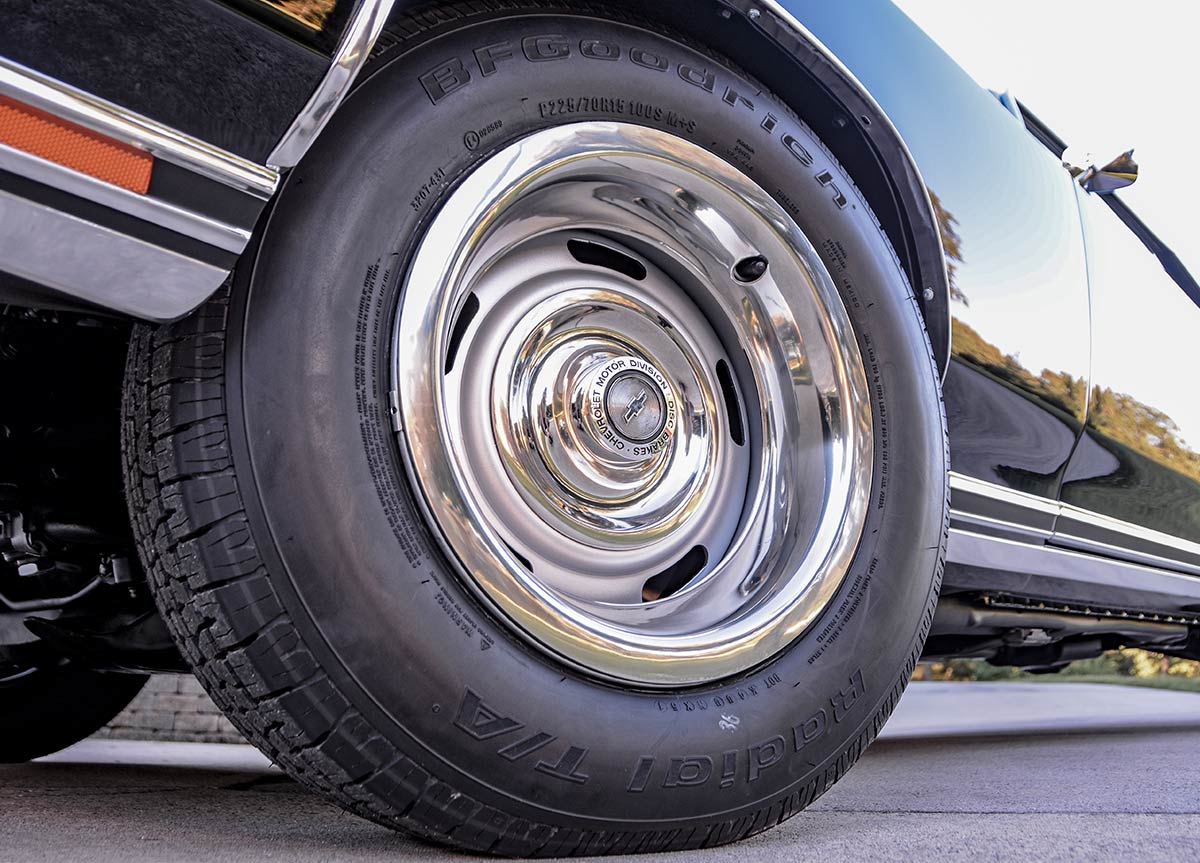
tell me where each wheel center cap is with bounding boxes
[606,371,664,442]
[585,356,675,459]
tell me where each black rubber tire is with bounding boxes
[0,668,147,762]
[122,2,948,855]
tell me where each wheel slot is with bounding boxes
[733,255,769,283]
[503,540,533,573]
[642,545,708,602]
[444,292,480,373]
[568,239,647,281]
[716,360,745,446]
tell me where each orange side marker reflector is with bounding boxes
[0,94,153,194]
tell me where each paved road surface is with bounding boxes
[5,682,1200,862]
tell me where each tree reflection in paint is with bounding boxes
[932,188,1200,488]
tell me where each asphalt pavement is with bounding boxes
[4,682,1200,862]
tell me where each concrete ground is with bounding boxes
[4,682,1200,862]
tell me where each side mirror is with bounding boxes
[1074,149,1139,194]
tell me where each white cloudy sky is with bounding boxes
[894,0,1198,274]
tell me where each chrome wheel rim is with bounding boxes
[394,122,872,686]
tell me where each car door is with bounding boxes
[793,0,1092,537]
[1056,189,1200,572]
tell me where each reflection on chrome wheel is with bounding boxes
[395,123,873,686]
[124,8,949,852]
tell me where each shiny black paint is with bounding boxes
[0,0,327,161]
[222,0,355,53]
[795,1,1199,547]
[786,0,1092,501]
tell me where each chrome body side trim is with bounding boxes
[0,143,249,254]
[267,0,397,169]
[0,58,280,319]
[949,472,1060,518]
[949,471,1200,614]
[946,528,1200,616]
[1055,502,1200,577]
[947,473,1058,543]
[949,510,1054,543]
[949,470,1200,577]
[0,190,227,320]
[0,58,277,199]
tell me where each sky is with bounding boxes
[894,0,1200,444]
[893,0,1198,276]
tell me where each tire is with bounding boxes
[0,667,147,762]
[122,2,947,855]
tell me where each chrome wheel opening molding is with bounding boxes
[394,122,872,686]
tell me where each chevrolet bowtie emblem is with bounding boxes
[623,389,648,423]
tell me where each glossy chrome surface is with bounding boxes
[0,0,327,162]
[948,471,1058,542]
[951,471,1200,577]
[0,57,278,319]
[267,0,397,168]
[0,57,277,198]
[1077,149,1139,194]
[0,190,227,320]
[1054,502,1200,578]
[951,471,1060,518]
[948,480,1200,618]
[479,265,744,554]
[394,122,872,686]
[945,528,1200,618]
[0,143,249,254]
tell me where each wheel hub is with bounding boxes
[491,263,736,552]
[596,361,671,447]
[393,122,872,686]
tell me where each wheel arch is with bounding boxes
[357,0,952,376]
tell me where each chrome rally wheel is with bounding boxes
[395,123,873,686]
[125,6,948,855]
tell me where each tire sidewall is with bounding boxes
[232,9,945,827]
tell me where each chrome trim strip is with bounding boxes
[267,0,397,168]
[0,57,278,199]
[1055,501,1200,576]
[0,143,250,253]
[0,190,226,320]
[950,470,1200,577]
[1054,531,1200,578]
[949,471,1060,517]
[946,528,1200,614]
[949,509,1054,543]
[748,0,952,376]
[1058,500,1200,558]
